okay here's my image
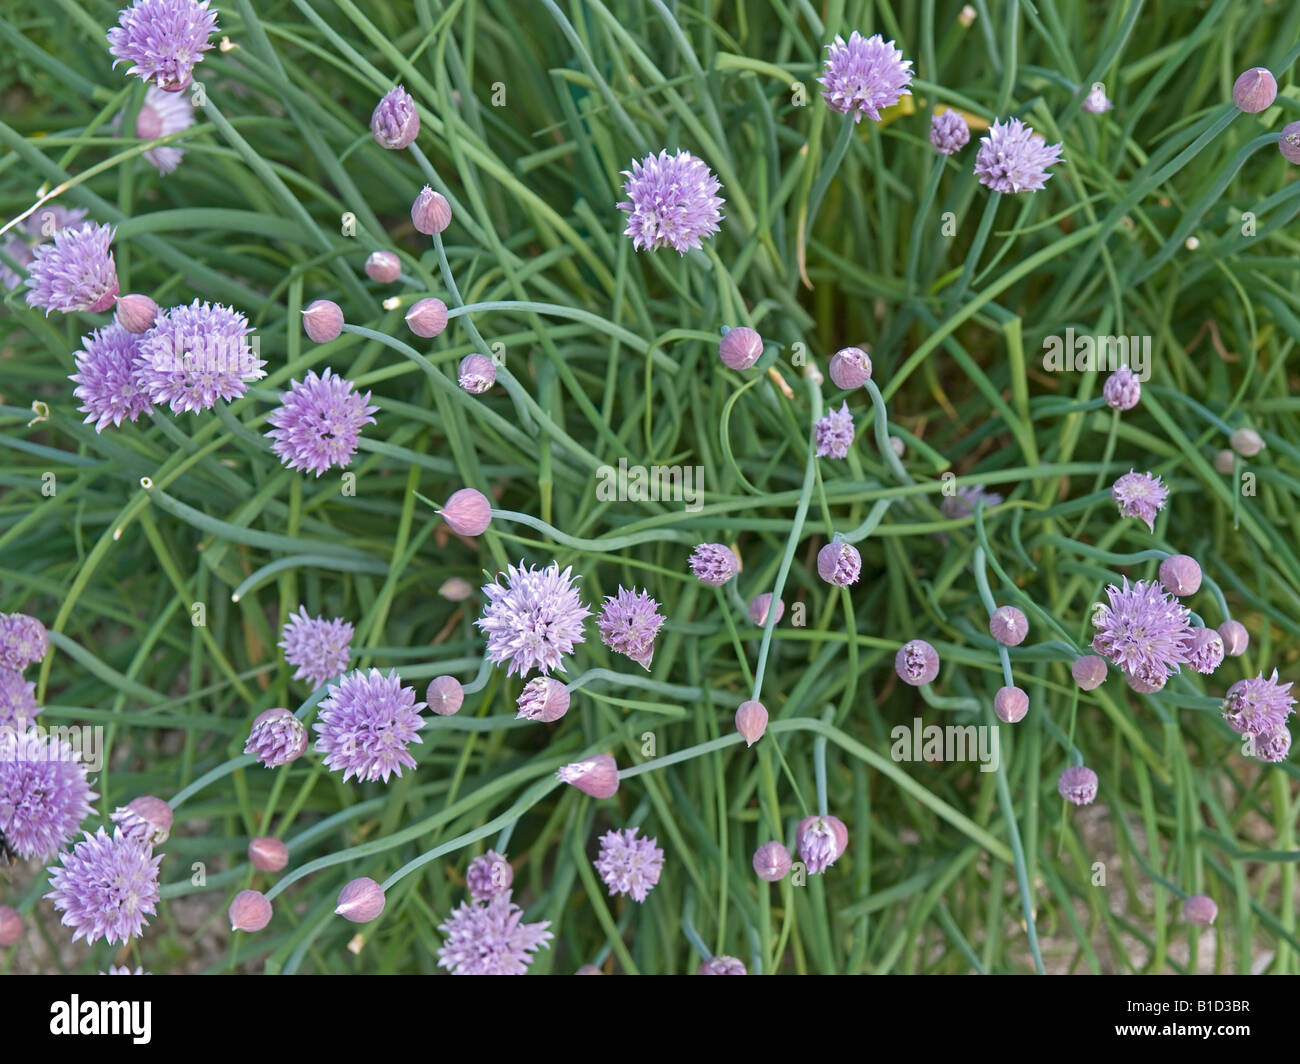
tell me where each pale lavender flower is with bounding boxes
[1182,628,1224,675]
[370,86,420,150]
[1112,470,1169,532]
[313,668,426,783]
[0,613,49,672]
[929,109,970,154]
[0,670,40,731]
[1102,366,1141,411]
[797,815,848,874]
[137,300,265,413]
[817,541,861,587]
[698,955,747,975]
[0,728,97,861]
[895,639,939,686]
[265,369,377,477]
[594,828,664,903]
[1057,765,1098,806]
[689,543,738,587]
[466,851,513,900]
[617,149,724,253]
[243,707,308,769]
[1183,894,1217,927]
[477,562,591,677]
[279,606,353,687]
[940,484,1003,520]
[437,891,553,975]
[458,353,496,394]
[515,676,570,723]
[973,118,1063,193]
[1090,579,1191,687]
[131,84,194,174]
[24,205,89,239]
[814,401,855,459]
[1253,725,1292,764]
[596,587,665,670]
[819,32,913,122]
[1222,671,1295,737]
[69,323,153,432]
[107,0,219,92]
[24,222,118,315]
[46,828,161,945]
[110,795,172,847]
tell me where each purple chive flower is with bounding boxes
[617,149,724,254]
[1279,122,1300,164]
[110,795,172,847]
[819,32,913,122]
[130,84,194,174]
[46,828,162,945]
[1183,895,1218,927]
[596,587,665,671]
[1253,725,1292,764]
[107,0,219,92]
[1071,654,1108,691]
[1057,765,1098,806]
[973,118,1064,194]
[753,841,792,883]
[817,541,862,587]
[699,955,747,975]
[243,707,309,769]
[0,670,40,731]
[689,543,738,587]
[1222,671,1295,737]
[313,669,427,783]
[0,728,97,861]
[24,222,119,315]
[1090,579,1191,688]
[458,353,497,394]
[814,401,855,459]
[1082,84,1113,114]
[940,485,1004,520]
[556,755,620,799]
[1182,628,1224,675]
[370,86,420,150]
[477,562,590,677]
[797,815,848,874]
[279,606,353,687]
[1111,470,1169,532]
[0,613,49,673]
[69,323,153,432]
[594,828,664,903]
[137,300,265,413]
[748,593,784,626]
[466,851,513,901]
[265,369,377,477]
[989,605,1029,646]
[929,109,970,154]
[516,677,570,723]
[437,891,553,975]
[994,685,1029,724]
[895,639,939,686]
[1102,366,1141,411]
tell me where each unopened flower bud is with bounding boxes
[1071,655,1108,691]
[748,592,784,626]
[1159,554,1202,597]
[411,186,452,235]
[438,577,473,602]
[1233,67,1277,113]
[426,675,464,716]
[989,605,1028,646]
[1057,765,1098,806]
[752,841,792,882]
[1218,619,1249,657]
[0,905,22,947]
[576,964,604,975]
[466,850,513,900]
[229,889,272,932]
[439,487,491,536]
[718,326,763,371]
[336,877,386,923]
[895,639,940,686]
[302,299,343,343]
[1280,121,1300,165]
[365,250,401,283]
[371,86,420,150]
[1214,449,1236,475]
[889,435,905,457]
[458,352,496,394]
[1230,427,1264,457]
[828,346,872,389]
[734,700,768,747]
[115,293,157,334]
[556,754,619,799]
[248,836,289,873]
[517,677,570,722]
[1183,894,1217,926]
[797,814,848,874]
[1126,671,1166,694]
[405,297,448,338]
[817,541,861,587]
[698,955,747,975]
[112,795,174,846]
[994,685,1029,724]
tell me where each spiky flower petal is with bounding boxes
[1112,470,1169,532]
[0,728,97,860]
[279,606,353,688]
[689,543,738,586]
[1090,579,1191,687]
[1222,670,1295,737]
[265,369,377,477]
[814,401,855,459]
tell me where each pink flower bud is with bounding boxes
[556,754,619,799]
[698,955,747,975]
[466,851,513,900]
[1071,655,1108,691]
[748,592,784,626]
[229,889,272,932]
[1280,121,1300,164]
[797,814,848,874]
[1218,619,1249,657]
[752,840,792,882]
[989,605,1028,646]
[1126,671,1166,694]
[1230,427,1264,457]
[517,677,570,722]
[1233,67,1277,113]
[1158,554,1202,597]
[718,326,763,370]
[411,186,452,235]
[734,699,768,746]
[364,250,402,283]
[1057,765,1098,806]
[302,299,343,343]
[405,296,448,338]
[889,435,905,457]
[439,487,491,536]
[994,685,1029,723]
[458,352,496,394]
[817,541,861,587]
[0,905,22,947]
[248,836,289,873]
[1183,894,1217,927]
[119,795,174,845]
[438,577,474,602]
[1214,449,1236,475]
[828,346,872,389]
[575,964,604,975]
[335,877,386,923]
[370,86,420,150]
[895,639,940,686]
[426,675,464,716]
[115,293,158,334]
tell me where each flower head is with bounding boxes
[617,149,724,254]
[228,890,271,932]
[748,593,784,626]
[895,639,939,686]
[698,955,747,975]
[249,836,288,873]
[1057,765,1098,806]
[466,851,513,900]
[301,300,343,344]
[829,346,872,388]
[24,222,118,315]
[279,606,353,687]
[1222,671,1295,737]
[1253,725,1292,764]
[814,401,855,459]
[426,675,464,717]
[437,891,553,975]
[1183,894,1217,926]
[69,323,153,432]
[130,84,194,173]
[596,587,665,670]
[515,677,570,723]
[1112,470,1168,531]
[929,109,970,154]
[819,32,913,122]
[1090,579,1191,687]
[312,669,426,783]
[797,815,848,874]
[719,326,763,371]
[1071,655,1108,690]
[107,0,218,91]
[734,699,769,746]
[0,613,49,673]
[0,727,97,861]
[1219,619,1249,657]
[458,353,496,395]
[1233,67,1277,113]
[1159,554,1201,597]
[594,828,664,902]
[371,86,420,149]
[973,118,1064,193]
[0,670,40,732]
[994,686,1029,724]
[1102,366,1141,411]
[989,605,1028,646]
[1182,628,1224,675]
[477,562,591,677]
[110,795,172,847]
[46,828,162,944]
[817,541,862,587]
[137,300,265,413]
[411,186,452,235]
[440,488,492,537]
[265,369,377,477]
[244,707,309,769]
[690,543,738,587]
